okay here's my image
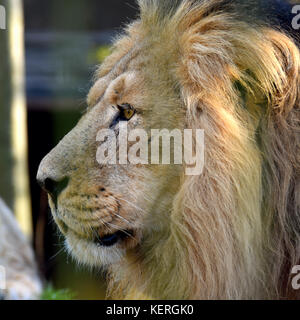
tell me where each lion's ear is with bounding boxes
[178,20,300,121]
[232,28,300,130]
[259,29,300,116]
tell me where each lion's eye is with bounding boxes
[117,104,136,121]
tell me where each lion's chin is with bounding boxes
[65,231,126,267]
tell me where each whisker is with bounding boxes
[71,198,144,242]
[103,221,117,233]
[49,246,65,261]
[117,197,147,215]
[105,222,136,240]
[111,211,132,225]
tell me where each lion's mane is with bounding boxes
[99,0,300,299]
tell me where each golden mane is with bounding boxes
[105,0,300,299]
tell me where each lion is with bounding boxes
[37,0,300,299]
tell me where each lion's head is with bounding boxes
[37,0,300,299]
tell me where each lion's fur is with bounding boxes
[105,0,300,299]
[38,0,300,299]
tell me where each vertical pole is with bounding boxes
[0,0,32,238]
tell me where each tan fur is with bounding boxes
[38,0,300,299]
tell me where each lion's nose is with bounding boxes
[37,175,69,204]
[37,146,71,203]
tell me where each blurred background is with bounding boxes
[0,0,138,299]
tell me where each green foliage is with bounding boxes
[95,46,111,63]
[88,45,111,64]
[41,285,77,300]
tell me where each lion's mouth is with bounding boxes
[95,230,134,247]
[53,211,136,248]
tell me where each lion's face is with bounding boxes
[37,44,184,266]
